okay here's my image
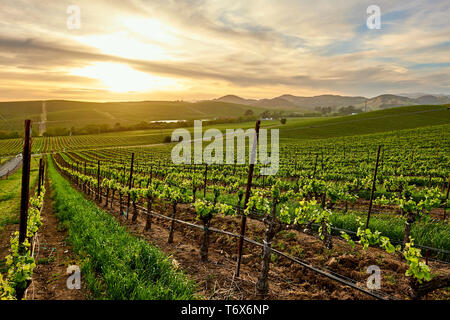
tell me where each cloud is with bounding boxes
[0,0,449,100]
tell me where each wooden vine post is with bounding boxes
[41,160,45,188]
[365,145,381,229]
[203,164,208,198]
[321,151,324,171]
[444,175,450,221]
[126,153,135,219]
[235,120,260,278]
[19,120,32,251]
[37,158,43,196]
[312,153,318,178]
[96,160,100,201]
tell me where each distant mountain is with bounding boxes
[277,94,367,109]
[214,93,450,112]
[255,97,297,108]
[213,95,257,106]
[214,94,366,111]
[366,94,415,110]
[414,95,450,105]
[397,93,450,99]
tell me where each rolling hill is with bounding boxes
[215,93,450,112]
[277,104,450,140]
[0,100,269,131]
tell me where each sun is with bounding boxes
[69,62,182,93]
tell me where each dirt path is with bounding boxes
[0,155,22,178]
[26,178,87,300]
[39,101,47,136]
[94,108,116,120]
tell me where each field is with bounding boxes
[279,104,450,139]
[1,103,449,301]
[0,100,269,131]
[1,104,449,158]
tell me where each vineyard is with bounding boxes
[3,0,450,310]
[0,108,449,301]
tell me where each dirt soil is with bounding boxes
[26,178,87,300]
[69,178,450,300]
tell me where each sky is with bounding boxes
[0,0,449,101]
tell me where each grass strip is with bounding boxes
[47,155,196,300]
[330,212,450,259]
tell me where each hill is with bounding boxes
[213,95,258,106]
[278,94,366,110]
[0,100,268,131]
[277,104,450,140]
[366,94,415,110]
[215,93,450,112]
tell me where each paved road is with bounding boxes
[0,154,22,178]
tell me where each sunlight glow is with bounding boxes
[76,32,167,61]
[120,18,179,45]
[69,62,183,93]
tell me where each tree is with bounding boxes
[280,118,287,125]
[244,109,254,116]
[314,106,332,115]
[338,105,362,115]
[260,111,271,118]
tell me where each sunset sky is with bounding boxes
[0,0,449,101]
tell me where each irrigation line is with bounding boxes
[203,200,450,259]
[63,165,450,300]
[133,204,394,300]
[57,155,450,263]
[71,154,450,262]
[62,153,450,262]
[68,171,397,300]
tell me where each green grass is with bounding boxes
[277,105,450,139]
[0,161,39,231]
[47,155,196,300]
[330,211,450,257]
